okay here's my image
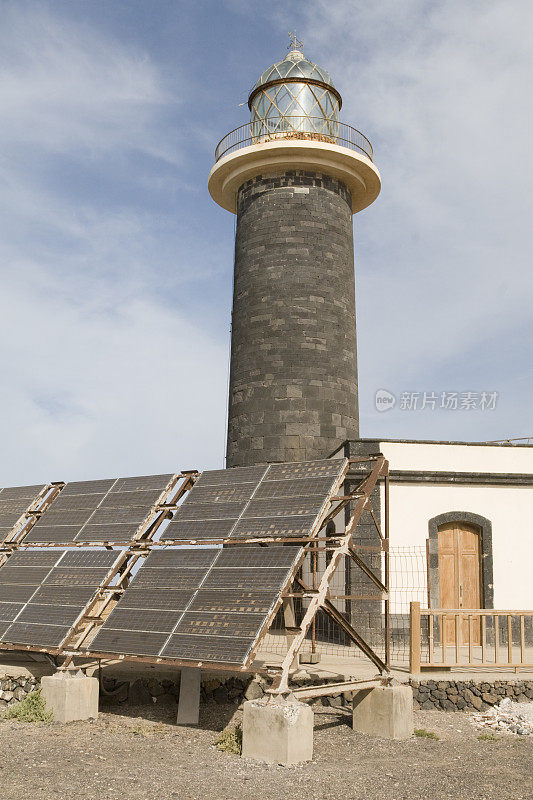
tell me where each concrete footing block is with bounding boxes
[242,698,313,765]
[176,667,201,725]
[352,685,414,740]
[41,672,99,723]
[299,651,321,664]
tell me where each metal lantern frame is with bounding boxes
[248,53,342,142]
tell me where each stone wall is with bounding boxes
[109,672,352,708]
[0,675,39,708]
[3,671,532,713]
[227,170,359,467]
[410,679,533,711]
[121,675,261,706]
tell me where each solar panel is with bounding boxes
[0,585,37,603]
[162,457,348,542]
[230,516,317,539]
[0,549,121,650]
[112,475,175,493]
[106,608,179,633]
[214,547,298,568]
[265,460,346,479]
[175,501,248,521]
[60,479,115,496]
[253,477,337,499]
[242,498,325,518]
[202,567,291,590]
[73,524,141,543]
[189,589,276,614]
[89,545,301,664]
[180,485,254,504]
[0,603,24,622]
[3,623,71,648]
[89,629,169,657]
[0,485,45,500]
[23,473,174,544]
[193,466,268,487]
[132,568,211,590]
[175,611,262,638]
[115,588,195,611]
[24,526,81,543]
[49,493,107,511]
[0,483,48,542]
[161,520,236,540]
[161,634,253,663]
[30,586,95,606]
[6,551,60,567]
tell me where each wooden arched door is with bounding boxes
[437,522,482,644]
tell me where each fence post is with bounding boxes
[410,601,421,673]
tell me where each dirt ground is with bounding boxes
[0,701,531,800]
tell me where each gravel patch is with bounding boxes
[0,704,531,800]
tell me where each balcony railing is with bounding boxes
[409,602,533,673]
[214,116,373,163]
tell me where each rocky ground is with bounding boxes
[0,702,532,800]
[472,697,533,735]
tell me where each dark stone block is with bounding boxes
[213,686,230,704]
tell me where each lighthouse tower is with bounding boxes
[209,40,381,468]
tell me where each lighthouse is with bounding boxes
[209,39,381,467]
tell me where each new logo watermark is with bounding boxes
[375,389,396,412]
[375,390,498,412]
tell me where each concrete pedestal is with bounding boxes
[176,667,201,725]
[352,685,413,740]
[242,698,313,765]
[41,672,99,723]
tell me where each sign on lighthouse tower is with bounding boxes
[209,40,381,467]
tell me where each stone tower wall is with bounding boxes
[226,170,358,467]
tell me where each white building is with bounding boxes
[325,438,533,655]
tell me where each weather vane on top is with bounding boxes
[287,31,304,53]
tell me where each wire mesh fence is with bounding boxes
[255,545,428,669]
[389,545,427,665]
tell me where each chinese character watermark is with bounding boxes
[375,390,498,412]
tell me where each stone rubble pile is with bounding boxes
[471,697,533,735]
[0,675,39,707]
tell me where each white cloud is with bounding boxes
[0,3,176,161]
[0,260,227,484]
[0,4,228,485]
[287,0,533,439]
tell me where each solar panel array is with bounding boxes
[0,459,348,665]
[0,484,47,542]
[0,549,121,648]
[89,546,301,664]
[24,474,174,544]
[161,458,347,542]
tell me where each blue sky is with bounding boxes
[0,0,531,485]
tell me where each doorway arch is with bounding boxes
[427,511,494,610]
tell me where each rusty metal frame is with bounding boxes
[10,471,198,549]
[0,548,128,657]
[59,460,351,669]
[0,482,65,566]
[159,459,350,548]
[0,457,392,700]
[264,454,390,695]
[0,472,198,660]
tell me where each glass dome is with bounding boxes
[248,49,342,142]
